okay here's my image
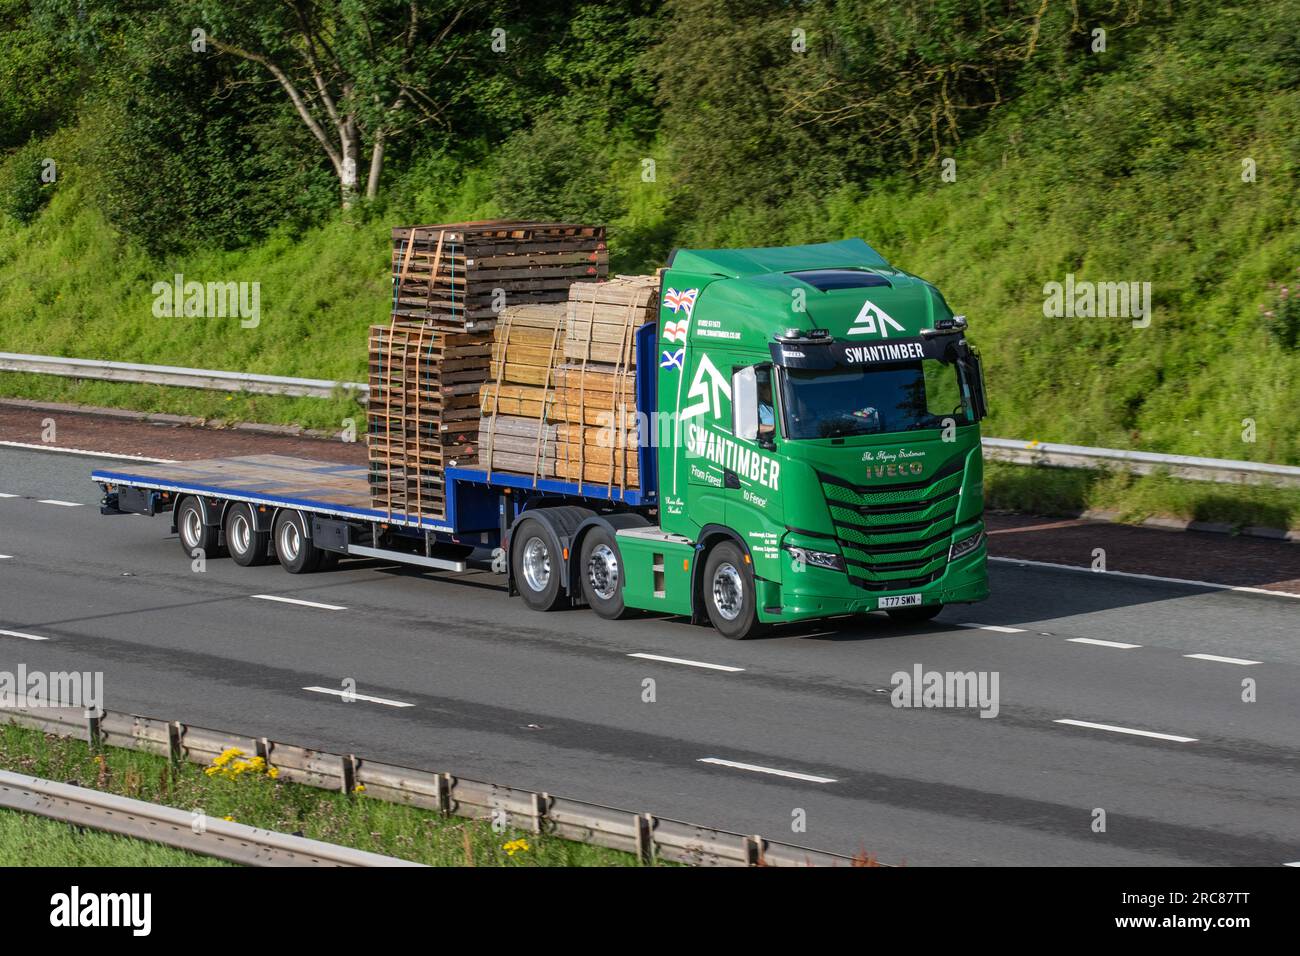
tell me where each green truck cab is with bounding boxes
[614,238,990,638]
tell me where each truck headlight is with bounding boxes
[949,531,985,562]
[784,545,846,572]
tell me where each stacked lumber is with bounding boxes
[565,273,659,364]
[477,276,659,493]
[390,221,608,332]
[367,325,489,519]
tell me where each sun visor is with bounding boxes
[769,335,956,369]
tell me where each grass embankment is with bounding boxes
[0,722,653,867]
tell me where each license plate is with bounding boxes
[878,594,922,609]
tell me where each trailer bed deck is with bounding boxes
[91,454,456,532]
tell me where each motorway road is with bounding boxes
[1,445,1297,866]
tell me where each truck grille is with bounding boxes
[818,456,966,591]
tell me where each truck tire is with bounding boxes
[273,509,323,574]
[510,518,565,611]
[176,497,223,560]
[885,604,944,624]
[224,502,270,567]
[578,526,632,620]
[703,541,766,640]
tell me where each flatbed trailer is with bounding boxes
[92,238,991,639]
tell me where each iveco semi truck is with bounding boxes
[93,238,990,640]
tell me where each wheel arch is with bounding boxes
[506,505,595,600]
[567,512,652,600]
[690,524,754,625]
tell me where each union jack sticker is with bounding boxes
[662,287,698,315]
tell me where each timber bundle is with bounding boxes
[477,275,660,497]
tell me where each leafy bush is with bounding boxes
[1260,270,1300,350]
[0,139,55,224]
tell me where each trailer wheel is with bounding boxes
[273,510,322,574]
[703,541,766,640]
[579,527,632,620]
[224,502,270,567]
[176,497,222,560]
[510,519,564,611]
[885,604,944,624]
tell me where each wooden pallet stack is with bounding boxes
[367,325,489,518]
[370,220,608,520]
[390,221,608,332]
[477,276,659,494]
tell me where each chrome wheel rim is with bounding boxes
[587,543,619,602]
[181,507,202,549]
[279,520,301,562]
[230,512,251,554]
[521,536,551,593]
[712,563,744,622]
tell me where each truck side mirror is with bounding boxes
[733,366,759,441]
[958,343,989,421]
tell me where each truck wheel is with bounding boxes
[224,502,269,567]
[579,527,632,620]
[703,541,766,640]
[273,510,322,574]
[885,604,944,624]
[176,497,223,560]
[511,519,564,611]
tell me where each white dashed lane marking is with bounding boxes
[0,629,50,641]
[37,499,83,508]
[698,758,837,784]
[957,623,1026,633]
[1068,637,1142,649]
[252,594,347,611]
[1184,653,1261,666]
[628,653,744,673]
[1054,719,1196,743]
[303,686,413,707]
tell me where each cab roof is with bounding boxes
[668,238,890,278]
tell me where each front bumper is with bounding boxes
[757,542,989,623]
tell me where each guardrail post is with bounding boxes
[437,773,454,814]
[167,721,183,765]
[86,709,102,751]
[743,835,766,866]
[531,792,550,834]
[341,754,358,795]
[634,813,655,866]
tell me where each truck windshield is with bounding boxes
[779,360,968,439]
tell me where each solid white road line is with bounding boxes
[698,758,837,784]
[990,555,1300,600]
[957,622,1026,633]
[251,594,347,611]
[0,440,176,463]
[1054,719,1196,743]
[0,629,50,641]
[1285,862,1300,867]
[302,686,413,707]
[37,499,83,507]
[628,652,744,673]
[1068,637,1142,649]
[1184,653,1262,666]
